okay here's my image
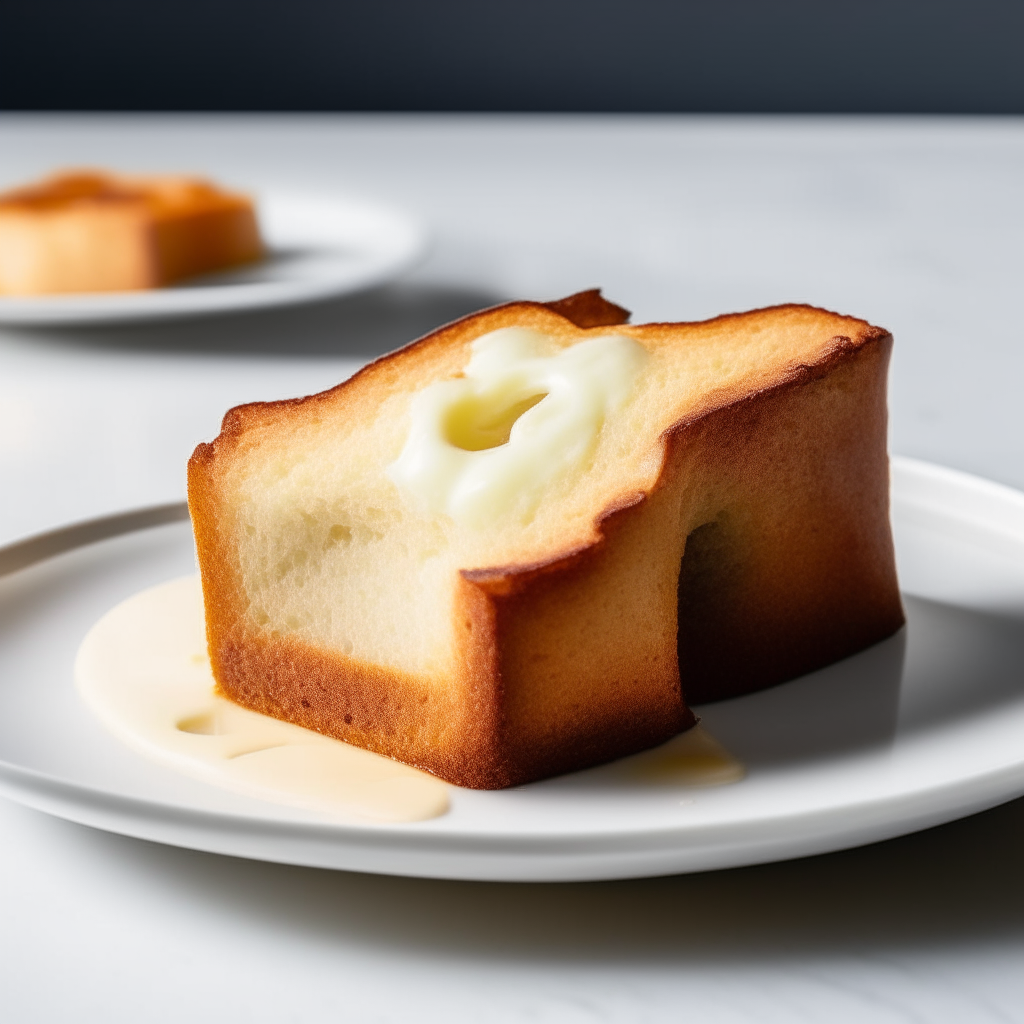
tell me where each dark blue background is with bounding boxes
[4,0,1024,112]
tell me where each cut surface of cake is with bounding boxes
[0,169,263,295]
[188,290,904,789]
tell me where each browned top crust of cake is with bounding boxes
[0,170,248,216]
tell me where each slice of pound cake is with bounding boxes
[188,291,904,789]
[0,169,263,295]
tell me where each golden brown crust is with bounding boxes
[542,288,632,328]
[671,332,902,702]
[188,292,904,789]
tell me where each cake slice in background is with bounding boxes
[189,290,904,789]
[0,169,263,295]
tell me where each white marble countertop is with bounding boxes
[2,114,1024,1022]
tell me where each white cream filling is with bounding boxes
[387,327,648,527]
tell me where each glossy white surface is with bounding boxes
[3,114,1024,1021]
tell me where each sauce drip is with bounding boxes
[626,723,745,786]
[75,576,450,823]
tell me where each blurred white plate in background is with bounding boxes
[1,457,1024,881]
[0,192,427,325]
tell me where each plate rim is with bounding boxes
[2,454,1024,881]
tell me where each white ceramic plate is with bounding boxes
[1,456,1023,882]
[0,192,426,325]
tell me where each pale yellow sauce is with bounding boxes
[387,327,648,527]
[75,575,743,820]
[625,724,746,786]
[74,576,450,823]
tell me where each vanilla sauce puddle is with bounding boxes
[75,576,743,823]
[75,576,451,823]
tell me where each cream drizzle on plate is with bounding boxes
[625,723,746,786]
[74,576,450,823]
[75,576,744,821]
